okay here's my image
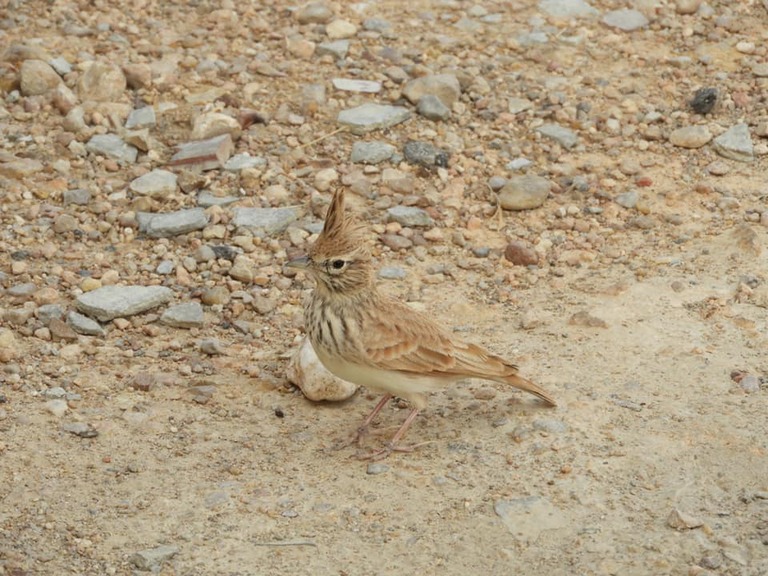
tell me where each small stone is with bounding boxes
[136,208,209,238]
[752,63,768,78]
[350,141,395,164]
[669,126,712,148]
[739,374,760,394]
[224,154,266,172]
[232,206,303,235]
[49,318,78,342]
[331,78,382,93]
[129,169,177,198]
[615,190,639,209]
[380,234,413,250]
[125,106,156,129]
[337,103,411,135]
[161,302,204,328]
[568,310,608,328]
[508,97,534,114]
[504,241,538,266]
[326,19,357,39]
[536,123,578,149]
[417,94,451,121]
[690,88,717,114]
[381,169,414,194]
[229,262,253,283]
[63,189,91,205]
[314,168,339,192]
[498,175,551,210]
[199,339,226,355]
[78,61,126,102]
[252,296,277,315]
[85,134,138,163]
[675,0,701,14]
[667,508,703,530]
[403,141,449,167]
[129,545,179,572]
[402,74,461,108]
[53,213,79,233]
[157,260,175,275]
[191,112,242,141]
[68,311,106,337]
[706,161,730,176]
[37,304,65,325]
[366,463,390,475]
[123,63,153,89]
[286,338,357,401]
[488,176,507,191]
[168,134,234,171]
[386,206,434,227]
[20,59,62,95]
[539,0,599,18]
[316,40,348,60]
[712,123,754,162]
[602,9,649,31]
[76,285,174,322]
[48,56,72,76]
[0,158,45,179]
[0,329,18,363]
[45,399,68,417]
[61,422,99,438]
[201,287,230,306]
[378,266,407,279]
[295,1,334,24]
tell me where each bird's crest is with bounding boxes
[311,188,370,260]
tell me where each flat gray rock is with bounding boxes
[417,94,451,121]
[130,545,180,572]
[316,40,349,60]
[76,285,174,321]
[129,169,177,198]
[161,302,204,329]
[386,206,434,227]
[68,311,106,337]
[713,123,754,162]
[232,206,303,235]
[168,134,234,171]
[85,134,138,163]
[125,106,156,129]
[350,141,396,164]
[539,0,599,18]
[332,78,382,93]
[63,189,91,205]
[602,9,649,31]
[224,153,267,171]
[197,191,240,207]
[136,208,209,238]
[536,123,579,149]
[338,103,411,135]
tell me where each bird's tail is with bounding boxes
[500,372,557,407]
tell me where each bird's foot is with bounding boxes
[331,425,369,451]
[355,440,434,461]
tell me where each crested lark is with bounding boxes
[287,189,556,459]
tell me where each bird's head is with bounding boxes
[287,188,373,295]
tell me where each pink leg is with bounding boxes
[361,408,433,461]
[334,394,392,449]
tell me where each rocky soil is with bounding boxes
[1,0,767,574]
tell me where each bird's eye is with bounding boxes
[331,259,345,270]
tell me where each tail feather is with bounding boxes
[498,372,557,407]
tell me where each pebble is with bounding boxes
[129,545,179,572]
[0,329,18,362]
[403,141,449,167]
[536,123,579,149]
[326,19,357,40]
[61,422,99,438]
[168,134,234,171]
[539,0,599,18]
[191,112,242,141]
[402,74,461,108]
[86,135,138,164]
[45,399,68,418]
[712,123,754,162]
[201,286,230,306]
[286,338,358,401]
[19,59,61,95]
[314,168,339,192]
[488,176,507,190]
[498,175,551,210]
[78,61,126,102]
[160,302,204,329]
[54,214,79,233]
[197,191,240,207]
[136,208,209,238]
[669,126,712,148]
[48,56,72,76]
[380,234,413,250]
[316,40,349,60]
[156,260,174,275]
[232,206,302,235]
[667,508,703,530]
[366,463,390,475]
[224,154,266,172]
[378,266,407,279]
[350,141,396,164]
[0,158,45,179]
[337,103,411,135]
[690,88,717,115]
[76,285,174,321]
[602,9,649,31]
[494,497,567,541]
[49,318,78,342]
[37,304,65,325]
[615,190,639,209]
[506,157,532,170]
[295,2,333,24]
[199,339,226,355]
[568,310,608,328]
[129,169,178,198]
[504,241,538,266]
[331,78,382,93]
[508,97,533,114]
[63,189,91,206]
[738,374,760,394]
[68,311,106,337]
[386,206,434,227]
[417,94,451,121]
[125,106,156,129]
[675,0,701,14]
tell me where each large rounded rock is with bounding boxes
[20,59,62,95]
[78,61,126,102]
[498,175,551,210]
[286,338,357,402]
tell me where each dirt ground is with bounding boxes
[1,0,767,575]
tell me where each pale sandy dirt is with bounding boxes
[1,0,768,575]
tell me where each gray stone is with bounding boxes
[615,190,639,209]
[61,422,98,438]
[402,74,461,107]
[63,189,91,206]
[508,97,534,114]
[350,141,396,164]
[20,59,62,95]
[488,176,507,191]
[669,126,712,148]
[136,208,209,238]
[76,285,174,321]
[68,311,106,337]
[602,9,649,31]
[46,399,68,417]
[129,169,177,198]
[43,387,67,399]
[338,103,411,135]
[536,123,578,149]
[78,61,126,102]
[417,94,451,121]
[156,260,175,275]
[224,153,267,171]
[48,57,72,75]
[85,134,138,163]
[539,0,599,18]
[196,191,240,207]
[386,206,434,227]
[7,282,37,297]
[295,2,334,24]
[506,157,533,170]
[366,463,390,475]
[232,206,303,235]
[129,545,180,572]
[161,302,204,329]
[316,40,349,60]
[37,304,65,325]
[125,106,156,129]
[378,266,407,280]
[494,497,567,541]
[498,175,551,210]
[403,141,449,167]
[168,134,234,171]
[712,123,754,162]
[331,78,382,93]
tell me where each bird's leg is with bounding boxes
[334,394,392,450]
[359,408,433,461]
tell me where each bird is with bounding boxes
[287,188,556,459]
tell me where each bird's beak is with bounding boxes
[286,255,310,270]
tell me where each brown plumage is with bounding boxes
[288,188,555,459]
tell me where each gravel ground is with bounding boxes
[1,0,767,574]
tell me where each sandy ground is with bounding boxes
[1,0,768,575]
